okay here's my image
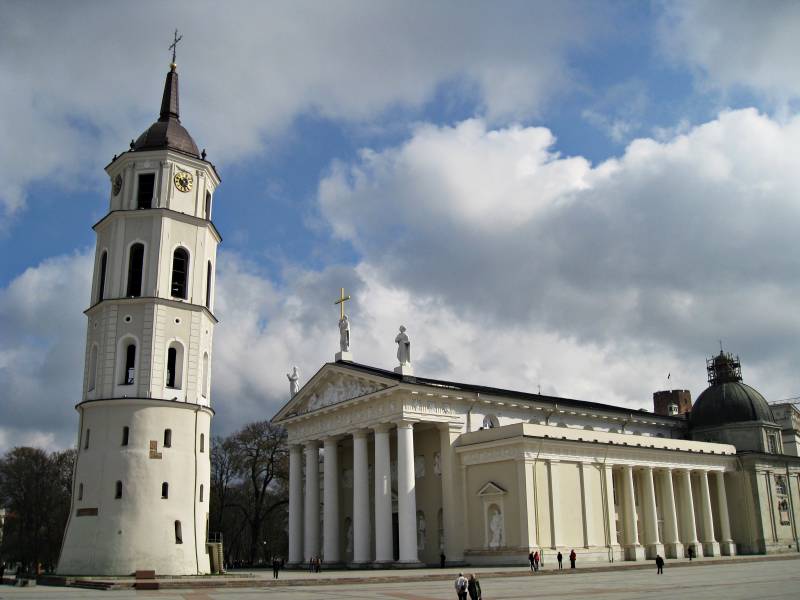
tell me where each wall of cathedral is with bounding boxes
[412,426,444,565]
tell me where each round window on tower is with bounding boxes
[124,315,132,323]
[175,318,181,324]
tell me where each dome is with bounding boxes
[132,65,199,158]
[690,352,775,429]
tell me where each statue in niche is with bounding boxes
[287,365,300,397]
[488,504,504,548]
[395,325,411,365]
[345,518,353,554]
[339,314,351,352]
[414,455,425,478]
[433,452,441,476]
[417,511,426,551]
[342,468,353,489]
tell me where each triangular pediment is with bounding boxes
[272,363,395,422]
[477,481,507,497]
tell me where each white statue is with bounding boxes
[339,315,351,353]
[345,518,353,554]
[414,455,426,478]
[433,452,441,476]
[417,511,426,551]
[488,505,504,548]
[286,365,300,397]
[395,325,411,365]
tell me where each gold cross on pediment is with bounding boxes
[334,287,351,320]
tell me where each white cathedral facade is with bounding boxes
[57,60,219,575]
[273,343,800,567]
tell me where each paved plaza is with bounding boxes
[1,556,799,599]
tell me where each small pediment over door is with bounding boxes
[477,481,507,497]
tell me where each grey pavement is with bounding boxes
[1,556,799,599]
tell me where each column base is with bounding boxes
[663,541,684,559]
[623,544,646,561]
[645,542,665,560]
[685,542,703,558]
[702,541,720,557]
[347,561,373,568]
[390,560,425,569]
[719,540,736,556]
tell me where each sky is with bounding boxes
[1,0,800,451]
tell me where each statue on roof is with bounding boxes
[396,325,411,366]
[287,365,300,397]
[339,314,351,353]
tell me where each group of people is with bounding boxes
[307,556,322,573]
[454,572,481,600]
[528,549,579,572]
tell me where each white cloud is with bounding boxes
[659,0,800,104]
[0,0,597,228]
[4,108,800,452]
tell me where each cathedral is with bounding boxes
[273,336,800,567]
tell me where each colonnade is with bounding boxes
[612,466,734,559]
[288,421,436,565]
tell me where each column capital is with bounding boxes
[304,439,319,450]
[436,421,463,433]
[322,435,341,446]
[641,465,654,473]
[396,420,416,430]
[352,429,370,440]
[289,443,304,453]
[372,423,393,434]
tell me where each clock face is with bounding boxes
[174,170,193,193]
[112,174,123,196]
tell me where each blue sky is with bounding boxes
[1,0,800,450]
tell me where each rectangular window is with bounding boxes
[122,426,129,446]
[137,173,155,209]
[204,191,212,220]
[175,520,183,544]
[767,434,778,454]
[84,428,90,450]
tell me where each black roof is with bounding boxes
[132,65,199,157]
[332,361,682,423]
[690,381,775,429]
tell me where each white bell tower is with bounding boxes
[58,57,220,576]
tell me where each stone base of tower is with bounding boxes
[57,399,213,576]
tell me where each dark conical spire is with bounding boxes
[131,63,199,157]
[159,64,180,121]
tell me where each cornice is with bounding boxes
[93,207,222,243]
[84,296,218,324]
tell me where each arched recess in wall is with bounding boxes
[166,341,185,390]
[97,251,107,303]
[126,242,145,297]
[482,415,499,429]
[117,335,139,386]
[201,352,209,398]
[171,247,189,299]
[87,344,99,392]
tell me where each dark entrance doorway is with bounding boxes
[392,513,400,561]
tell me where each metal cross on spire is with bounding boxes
[169,29,183,65]
[334,287,351,320]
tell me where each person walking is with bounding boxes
[272,557,280,579]
[687,546,694,561]
[557,551,563,569]
[528,551,535,573]
[467,573,482,600]
[533,550,540,572]
[455,572,469,600]
[655,554,664,575]
[441,552,446,568]
[569,549,577,569]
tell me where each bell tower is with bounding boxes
[58,54,220,575]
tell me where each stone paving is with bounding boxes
[1,554,798,599]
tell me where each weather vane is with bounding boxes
[169,28,183,65]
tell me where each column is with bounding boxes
[304,440,320,560]
[373,424,393,563]
[697,471,720,556]
[677,469,702,558]
[517,458,537,551]
[713,471,736,556]
[622,466,645,560]
[641,467,664,559]
[659,469,683,559]
[578,463,592,548]
[602,465,620,555]
[439,423,464,563]
[322,437,340,564]
[288,444,304,564]
[547,460,561,549]
[397,421,420,563]
[352,430,371,563]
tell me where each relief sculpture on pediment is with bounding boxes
[304,375,385,414]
